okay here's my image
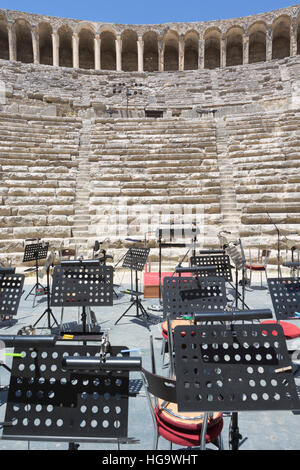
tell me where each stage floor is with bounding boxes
[0,274,299,451]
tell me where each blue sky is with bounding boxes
[1,1,297,24]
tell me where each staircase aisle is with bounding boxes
[215,116,241,239]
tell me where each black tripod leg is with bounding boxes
[25,284,36,300]
[114,302,135,325]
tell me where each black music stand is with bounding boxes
[23,242,49,306]
[2,344,137,448]
[33,252,59,329]
[173,320,299,449]
[190,253,250,309]
[268,277,300,321]
[51,260,113,334]
[163,276,227,321]
[0,273,24,320]
[115,246,150,329]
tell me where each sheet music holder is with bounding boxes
[173,320,299,448]
[162,276,227,320]
[115,246,150,329]
[0,273,24,318]
[190,254,233,282]
[23,241,49,306]
[51,260,113,334]
[268,277,300,321]
[3,344,136,447]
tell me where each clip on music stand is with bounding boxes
[23,242,49,306]
[268,277,300,321]
[51,260,113,335]
[115,246,150,329]
[2,344,137,448]
[173,319,299,449]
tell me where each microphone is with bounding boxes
[125,238,142,243]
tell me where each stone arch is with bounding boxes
[248,21,267,63]
[15,18,33,63]
[272,15,290,59]
[143,30,158,72]
[204,27,221,69]
[0,13,8,60]
[226,26,243,66]
[100,30,116,70]
[58,24,73,68]
[38,22,53,65]
[184,30,199,70]
[121,29,138,71]
[79,27,94,69]
[163,30,179,71]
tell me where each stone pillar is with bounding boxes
[52,30,59,66]
[198,38,205,69]
[31,27,40,65]
[158,39,164,72]
[94,34,101,70]
[72,33,79,68]
[137,36,144,72]
[220,36,226,68]
[178,37,184,71]
[7,22,16,61]
[266,28,272,61]
[290,20,298,56]
[115,35,122,71]
[243,33,249,65]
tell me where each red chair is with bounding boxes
[246,248,271,286]
[142,368,224,450]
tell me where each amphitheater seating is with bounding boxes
[0,113,80,264]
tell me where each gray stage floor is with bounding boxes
[0,273,299,451]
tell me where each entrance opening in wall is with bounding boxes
[145,110,164,118]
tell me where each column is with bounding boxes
[220,36,226,68]
[115,35,122,71]
[198,38,205,69]
[72,32,79,68]
[178,36,184,71]
[158,39,164,72]
[31,27,40,65]
[266,28,272,61]
[94,34,101,70]
[52,30,59,66]
[7,22,16,61]
[290,20,298,56]
[242,33,249,65]
[137,36,144,72]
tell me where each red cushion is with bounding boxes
[156,413,223,447]
[246,265,265,271]
[261,320,300,339]
[157,407,222,432]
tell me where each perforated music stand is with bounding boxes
[268,277,300,321]
[173,321,299,449]
[190,253,249,309]
[51,260,113,334]
[23,242,49,306]
[0,273,24,319]
[162,276,228,320]
[2,344,137,448]
[115,246,150,329]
